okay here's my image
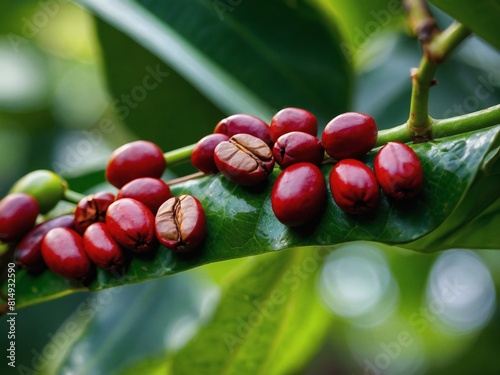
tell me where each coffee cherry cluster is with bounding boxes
[1,141,207,281]
[191,108,424,226]
[1,107,425,282]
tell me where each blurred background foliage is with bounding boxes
[0,0,499,374]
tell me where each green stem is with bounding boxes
[407,22,471,140]
[377,104,500,146]
[408,59,435,138]
[63,189,85,204]
[164,143,196,166]
[375,124,413,146]
[426,22,471,63]
[432,104,500,138]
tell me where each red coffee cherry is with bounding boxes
[83,223,126,270]
[41,227,92,280]
[329,159,380,214]
[15,214,74,271]
[322,112,378,160]
[214,134,275,186]
[214,114,272,147]
[106,198,157,252]
[191,133,230,174]
[0,193,39,243]
[155,195,206,253]
[271,162,327,227]
[269,107,318,142]
[105,140,166,188]
[273,131,324,169]
[74,192,115,235]
[374,142,424,200]
[117,178,172,214]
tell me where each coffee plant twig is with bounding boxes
[403,0,440,42]
[376,104,500,146]
[406,12,471,141]
[432,103,500,138]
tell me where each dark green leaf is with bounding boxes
[75,0,352,150]
[2,126,499,310]
[171,248,331,375]
[430,0,500,51]
[94,17,226,162]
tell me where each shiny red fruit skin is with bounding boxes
[105,140,166,188]
[269,107,318,142]
[329,159,380,214]
[322,112,377,160]
[271,162,327,227]
[41,227,92,279]
[273,131,324,168]
[15,215,74,271]
[0,193,39,243]
[74,192,115,235]
[191,133,230,174]
[214,114,272,147]
[106,198,157,252]
[374,142,424,200]
[117,178,172,214]
[83,223,126,270]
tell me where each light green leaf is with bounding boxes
[52,273,214,375]
[171,248,331,375]
[313,0,406,66]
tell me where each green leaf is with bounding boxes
[430,0,500,51]
[313,0,407,66]
[93,17,226,161]
[171,248,331,375]
[118,357,171,375]
[52,273,214,375]
[2,126,499,310]
[75,0,352,149]
[405,150,500,251]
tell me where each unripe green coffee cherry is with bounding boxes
[10,170,67,214]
